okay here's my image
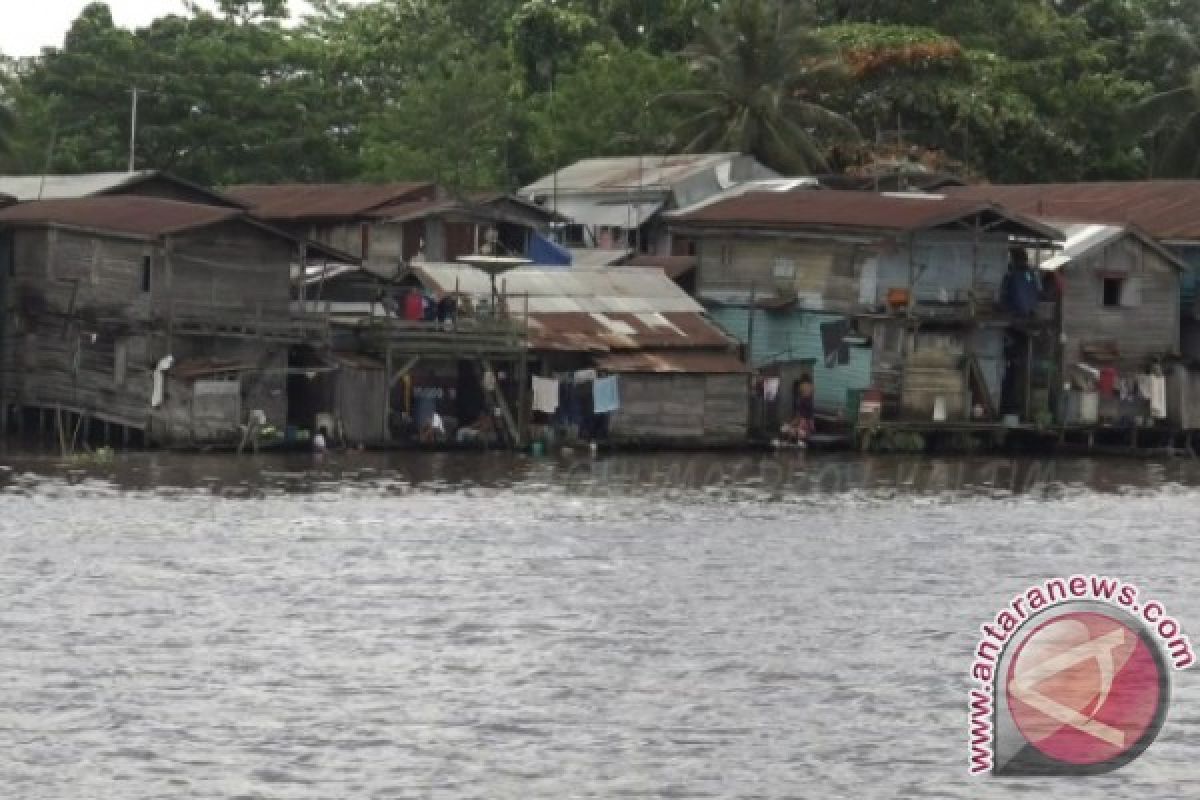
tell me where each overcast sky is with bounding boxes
[0,1,340,58]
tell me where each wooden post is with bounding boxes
[383,345,393,443]
[517,293,530,445]
[1024,334,1033,422]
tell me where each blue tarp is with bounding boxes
[529,232,572,267]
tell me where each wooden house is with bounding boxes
[404,263,749,445]
[0,196,319,446]
[226,183,558,275]
[668,190,1065,423]
[946,182,1200,360]
[519,153,777,257]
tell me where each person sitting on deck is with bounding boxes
[781,376,816,443]
[420,412,446,444]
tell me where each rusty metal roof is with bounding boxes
[172,357,256,381]
[595,350,749,374]
[225,182,436,220]
[528,311,734,352]
[670,189,1062,240]
[408,263,704,314]
[0,196,245,238]
[619,254,698,280]
[945,182,1200,242]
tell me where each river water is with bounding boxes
[1,449,1198,798]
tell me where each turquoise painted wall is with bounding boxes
[708,306,872,413]
[1170,244,1200,311]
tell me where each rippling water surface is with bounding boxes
[1,449,1198,798]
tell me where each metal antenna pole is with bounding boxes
[128,88,139,172]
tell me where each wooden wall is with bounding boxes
[11,228,152,321]
[168,221,293,315]
[696,237,860,311]
[609,372,747,442]
[1060,237,1180,370]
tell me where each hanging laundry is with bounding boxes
[1150,374,1168,420]
[593,376,621,414]
[763,377,781,402]
[151,355,174,408]
[1136,374,1154,401]
[1098,367,1118,397]
[532,376,560,414]
[574,368,597,384]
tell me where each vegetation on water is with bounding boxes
[3,0,1200,187]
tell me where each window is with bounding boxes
[719,243,734,267]
[114,339,128,387]
[141,256,151,293]
[1102,277,1123,307]
[1101,275,1138,308]
[772,257,797,281]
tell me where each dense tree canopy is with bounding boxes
[0,0,1197,186]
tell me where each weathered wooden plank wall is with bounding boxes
[1061,238,1180,370]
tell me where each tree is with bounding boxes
[6,2,358,183]
[1130,28,1200,177]
[360,45,523,189]
[525,43,695,179]
[668,0,858,174]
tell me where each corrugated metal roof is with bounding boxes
[406,262,728,352]
[0,196,246,238]
[568,248,632,268]
[620,255,698,279]
[595,350,748,374]
[1036,220,1185,272]
[550,196,665,229]
[225,182,436,220]
[522,153,744,195]
[0,171,157,201]
[409,263,704,313]
[946,182,1200,242]
[172,357,255,381]
[670,189,1063,240]
[0,170,245,208]
[528,311,734,351]
[671,178,821,216]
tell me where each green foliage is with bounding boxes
[0,0,1197,185]
[670,0,858,173]
[525,44,695,178]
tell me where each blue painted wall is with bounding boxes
[1168,244,1200,312]
[708,306,872,413]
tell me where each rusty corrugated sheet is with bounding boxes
[527,311,734,352]
[620,255,698,279]
[172,358,255,380]
[946,182,1200,241]
[671,189,1060,239]
[0,196,242,238]
[595,350,749,374]
[225,182,436,220]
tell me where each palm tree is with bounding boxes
[1132,26,1200,177]
[666,0,858,174]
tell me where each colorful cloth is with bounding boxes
[532,376,560,414]
[593,376,620,414]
